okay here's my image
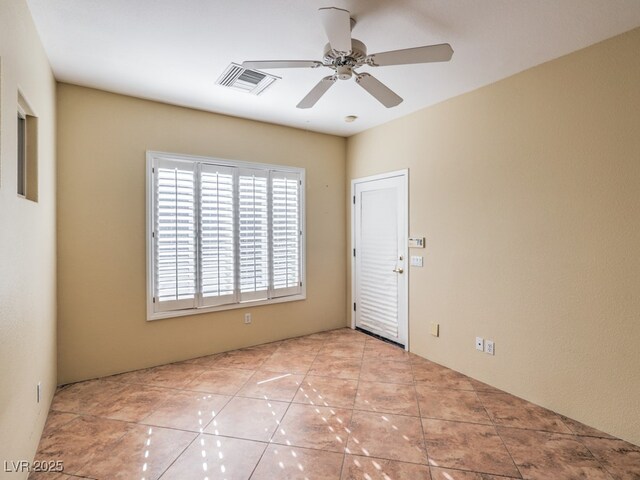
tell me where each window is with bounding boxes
[146,151,305,320]
[17,110,26,197]
[17,92,38,201]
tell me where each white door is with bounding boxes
[352,171,408,347]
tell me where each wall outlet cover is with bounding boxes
[485,340,495,355]
[475,337,484,351]
[430,323,439,337]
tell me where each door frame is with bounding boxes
[351,169,409,350]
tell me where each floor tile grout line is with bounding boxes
[494,425,617,480]
[479,396,525,480]
[559,433,618,480]
[189,390,236,434]
[295,329,365,474]
[54,414,143,478]
[47,407,607,444]
[428,464,523,479]
[154,427,203,480]
[247,328,331,479]
[338,328,368,478]
[409,355,431,468]
[328,450,434,468]
[237,365,290,478]
[414,355,539,479]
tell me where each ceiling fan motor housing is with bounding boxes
[323,38,368,80]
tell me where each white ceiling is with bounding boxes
[26,0,640,137]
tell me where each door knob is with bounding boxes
[393,267,404,274]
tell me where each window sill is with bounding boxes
[146,293,307,321]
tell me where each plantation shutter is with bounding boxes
[199,164,236,307]
[238,169,269,302]
[271,171,302,297]
[154,158,197,311]
[149,152,305,319]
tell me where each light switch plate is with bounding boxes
[410,256,423,267]
[408,237,425,248]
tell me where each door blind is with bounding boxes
[358,188,399,337]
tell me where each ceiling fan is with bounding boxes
[242,7,454,109]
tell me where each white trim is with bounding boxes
[146,151,155,321]
[16,95,30,199]
[351,169,409,350]
[352,169,408,185]
[149,292,307,321]
[146,150,306,321]
[148,150,304,174]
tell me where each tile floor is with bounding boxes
[31,328,639,480]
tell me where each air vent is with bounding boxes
[215,63,279,95]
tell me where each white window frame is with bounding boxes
[146,151,306,321]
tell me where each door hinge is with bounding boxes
[353,302,357,312]
[299,281,302,287]
[353,195,356,204]
[353,248,356,257]
[152,297,156,303]
[152,167,155,174]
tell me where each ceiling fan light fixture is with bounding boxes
[336,65,353,80]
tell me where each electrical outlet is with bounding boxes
[475,337,484,351]
[430,323,439,337]
[485,340,495,355]
[244,313,252,324]
[410,256,424,267]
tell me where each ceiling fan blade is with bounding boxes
[367,43,454,66]
[242,60,324,70]
[296,76,337,109]
[318,7,352,54]
[355,73,403,108]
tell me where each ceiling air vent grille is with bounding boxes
[215,63,278,95]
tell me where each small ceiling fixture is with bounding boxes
[242,7,454,109]
[344,115,358,123]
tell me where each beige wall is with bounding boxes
[347,28,640,445]
[0,0,57,472]
[57,84,347,384]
